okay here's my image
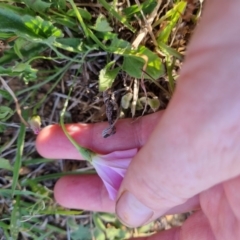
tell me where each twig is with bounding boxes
[0,76,29,127]
[132,0,162,48]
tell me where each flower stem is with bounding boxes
[60,86,93,162]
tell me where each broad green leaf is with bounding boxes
[0,3,33,16]
[99,61,120,91]
[94,15,113,32]
[122,55,144,79]
[22,0,52,13]
[0,8,62,41]
[22,15,63,39]
[0,158,13,171]
[0,8,33,35]
[109,35,130,52]
[122,46,164,79]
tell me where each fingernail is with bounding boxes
[116,191,153,227]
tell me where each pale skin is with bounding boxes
[36,0,240,239]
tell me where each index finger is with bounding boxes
[36,111,163,160]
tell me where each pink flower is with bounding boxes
[91,148,138,200]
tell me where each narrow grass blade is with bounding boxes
[12,113,27,196]
[0,189,46,198]
[157,1,187,44]
[22,170,95,183]
[67,0,89,37]
[10,195,21,239]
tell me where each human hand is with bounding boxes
[36,0,240,239]
[36,115,240,240]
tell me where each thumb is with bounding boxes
[116,0,240,227]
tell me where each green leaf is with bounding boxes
[122,46,164,79]
[70,225,91,240]
[158,41,183,60]
[67,8,92,21]
[121,92,133,109]
[139,96,160,112]
[106,227,130,239]
[98,0,135,32]
[10,196,21,239]
[122,55,144,78]
[0,42,47,65]
[22,0,52,13]
[148,97,160,111]
[94,15,113,32]
[0,158,13,171]
[93,213,106,232]
[123,0,157,19]
[0,106,13,120]
[13,62,38,83]
[54,38,85,53]
[0,8,62,41]
[22,15,63,39]
[0,89,12,100]
[98,212,117,223]
[13,38,25,59]
[93,228,105,240]
[109,36,164,79]
[99,61,120,91]
[157,1,187,44]
[54,0,66,10]
[0,7,33,35]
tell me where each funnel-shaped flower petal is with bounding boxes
[91,148,138,200]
